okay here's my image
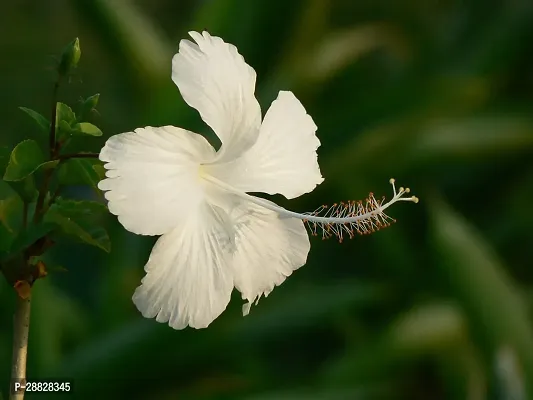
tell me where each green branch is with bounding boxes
[58,153,100,161]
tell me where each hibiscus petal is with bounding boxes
[132,201,235,329]
[205,91,324,199]
[98,125,215,236]
[229,198,310,315]
[172,31,262,161]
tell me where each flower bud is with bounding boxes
[58,38,81,77]
[83,93,100,110]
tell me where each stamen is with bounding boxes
[202,174,418,242]
[304,196,392,242]
[302,178,419,242]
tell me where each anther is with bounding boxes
[301,179,418,243]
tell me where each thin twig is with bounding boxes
[10,295,31,400]
[57,152,99,161]
[9,66,61,400]
[32,170,53,224]
[33,77,61,224]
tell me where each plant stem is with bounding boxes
[58,152,99,161]
[35,152,100,217]
[10,295,31,400]
[33,77,61,224]
[9,68,62,400]
[10,77,59,397]
[32,171,53,224]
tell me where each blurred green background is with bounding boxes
[2,0,533,398]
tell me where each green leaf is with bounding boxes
[3,140,47,181]
[56,102,76,126]
[55,102,77,142]
[72,122,103,137]
[92,163,106,181]
[78,93,100,121]
[19,107,51,135]
[58,37,81,77]
[57,119,73,139]
[44,199,110,252]
[7,176,37,203]
[0,180,23,253]
[9,223,54,257]
[58,159,102,196]
[40,160,60,171]
[52,197,107,217]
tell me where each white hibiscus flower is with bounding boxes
[98,31,418,329]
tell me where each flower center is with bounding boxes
[198,164,209,179]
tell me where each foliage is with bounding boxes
[0,37,108,332]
